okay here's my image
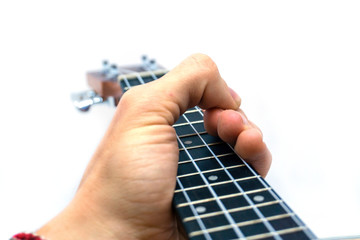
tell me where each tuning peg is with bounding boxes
[102,60,110,74]
[142,55,148,62]
[71,90,103,112]
[141,55,158,70]
[106,64,119,79]
[141,55,149,68]
[149,59,158,70]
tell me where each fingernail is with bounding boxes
[238,111,249,126]
[229,88,241,106]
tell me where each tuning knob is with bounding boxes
[102,60,110,75]
[71,90,104,112]
[106,64,119,79]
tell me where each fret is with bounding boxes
[176,175,263,193]
[174,122,207,137]
[183,111,204,122]
[174,124,198,137]
[217,153,243,167]
[192,121,206,133]
[175,178,265,194]
[199,133,222,144]
[275,227,310,240]
[181,146,213,160]
[176,188,272,208]
[185,108,202,114]
[188,217,306,239]
[176,132,245,238]
[178,175,268,195]
[174,119,204,127]
[178,164,245,178]
[177,110,281,238]
[175,177,213,240]
[178,134,220,149]
[191,157,229,171]
[179,143,224,152]
[183,200,284,222]
[247,189,277,205]
[174,116,188,125]
[269,216,299,231]
[178,153,235,165]
[208,142,234,155]
[258,203,288,218]
[236,177,268,192]
[248,227,309,240]
[177,162,198,176]
[178,174,206,189]
[114,64,315,239]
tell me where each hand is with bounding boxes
[37,54,272,240]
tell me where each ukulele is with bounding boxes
[72,56,317,240]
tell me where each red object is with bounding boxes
[11,233,44,240]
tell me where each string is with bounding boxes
[118,69,216,239]
[176,177,213,240]
[195,106,315,239]
[182,111,282,239]
[177,135,245,238]
[118,67,313,238]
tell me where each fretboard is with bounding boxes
[118,70,316,240]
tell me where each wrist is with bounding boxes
[36,196,131,240]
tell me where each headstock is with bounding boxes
[71,55,166,112]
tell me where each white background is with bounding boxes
[0,1,359,239]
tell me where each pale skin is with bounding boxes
[37,54,272,240]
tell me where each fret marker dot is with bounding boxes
[208,175,218,181]
[184,140,192,145]
[253,195,265,202]
[196,206,206,213]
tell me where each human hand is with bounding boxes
[37,54,272,240]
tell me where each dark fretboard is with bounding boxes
[118,70,316,240]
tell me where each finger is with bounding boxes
[117,53,241,128]
[204,108,271,177]
[234,128,272,177]
[204,108,250,145]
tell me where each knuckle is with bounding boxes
[187,53,219,79]
[118,87,140,108]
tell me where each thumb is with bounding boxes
[116,53,241,129]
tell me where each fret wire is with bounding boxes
[178,152,235,165]
[188,212,295,237]
[173,120,204,127]
[194,107,316,239]
[175,176,259,192]
[247,226,308,240]
[119,68,313,238]
[176,187,272,208]
[178,141,223,151]
[183,200,285,223]
[148,71,210,239]
[176,131,207,138]
[184,109,201,114]
[177,135,245,238]
[177,164,245,178]
[189,224,307,239]
[175,177,212,240]
[182,111,282,240]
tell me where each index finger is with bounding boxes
[118,53,241,127]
